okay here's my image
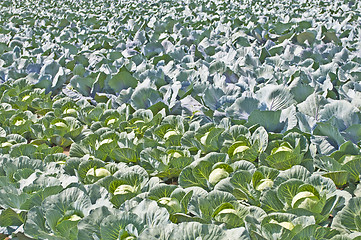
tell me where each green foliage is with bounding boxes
[0,0,360,239]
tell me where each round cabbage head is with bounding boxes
[114,185,137,195]
[256,179,274,191]
[86,168,111,178]
[164,130,179,139]
[292,191,323,213]
[233,145,250,155]
[158,197,182,212]
[209,168,229,185]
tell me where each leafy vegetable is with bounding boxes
[0,0,360,238]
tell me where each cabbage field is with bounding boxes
[1,0,361,239]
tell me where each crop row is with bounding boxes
[0,0,361,239]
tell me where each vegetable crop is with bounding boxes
[0,0,361,239]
